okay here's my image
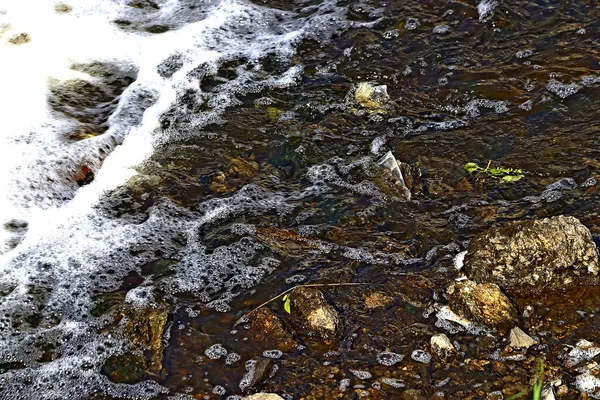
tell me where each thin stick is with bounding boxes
[233,283,371,326]
[484,159,492,172]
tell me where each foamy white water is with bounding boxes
[0,0,374,398]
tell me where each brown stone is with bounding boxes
[446,279,518,330]
[464,216,600,298]
[246,308,297,352]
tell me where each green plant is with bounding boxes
[532,358,544,400]
[465,160,524,182]
[282,294,291,314]
[505,358,544,400]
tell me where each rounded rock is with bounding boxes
[446,279,518,330]
[463,216,600,298]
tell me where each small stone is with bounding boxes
[446,279,518,330]
[244,394,284,400]
[8,33,31,45]
[354,82,389,112]
[509,327,538,350]
[54,3,73,13]
[289,287,341,343]
[430,333,457,362]
[123,305,168,373]
[540,384,556,400]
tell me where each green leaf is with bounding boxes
[488,168,505,176]
[464,162,481,174]
[282,295,291,314]
[501,174,524,182]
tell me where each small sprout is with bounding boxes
[465,161,524,182]
[282,294,291,314]
[464,162,482,174]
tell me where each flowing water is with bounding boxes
[0,0,599,398]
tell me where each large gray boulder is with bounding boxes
[463,216,600,297]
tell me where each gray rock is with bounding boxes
[446,279,518,330]
[430,333,456,362]
[463,216,600,297]
[245,394,285,400]
[509,327,538,350]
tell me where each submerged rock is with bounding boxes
[430,333,456,362]
[354,82,389,112]
[246,308,297,352]
[464,216,600,297]
[446,279,518,330]
[240,357,277,392]
[509,327,538,350]
[289,287,341,343]
[122,305,169,373]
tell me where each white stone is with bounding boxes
[431,333,457,361]
[245,394,284,400]
[509,327,538,349]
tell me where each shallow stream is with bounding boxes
[0,0,599,398]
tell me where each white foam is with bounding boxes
[454,250,467,270]
[0,0,383,398]
[477,0,500,22]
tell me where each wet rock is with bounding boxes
[464,216,600,297]
[246,308,298,352]
[446,279,518,330]
[376,151,411,200]
[240,357,277,392]
[363,291,393,309]
[245,394,284,400]
[101,352,147,383]
[566,339,600,367]
[509,327,538,350]
[289,287,341,343]
[354,82,389,112]
[122,305,169,373]
[430,333,456,362]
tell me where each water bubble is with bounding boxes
[205,344,228,360]
[226,353,241,365]
[546,79,582,99]
[432,24,451,34]
[381,377,405,388]
[405,18,419,30]
[411,349,432,364]
[350,369,373,380]
[376,351,404,366]
[212,385,226,395]
[262,350,283,359]
[516,49,533,59]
